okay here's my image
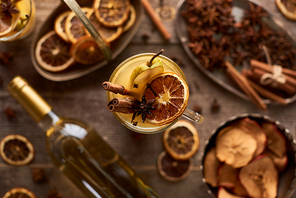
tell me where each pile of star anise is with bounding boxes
[181,0,296,71]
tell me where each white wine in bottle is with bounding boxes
[7,76,161,198]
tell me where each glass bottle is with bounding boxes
[7,76,161,198]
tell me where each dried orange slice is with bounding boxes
[3,187,36,198]
[143,72,189,125]
[93,0,130,27]
[163,119,199,160]
[65,7,90,44]
[122,4,136,33]
[54,10,71,42]
[70,36,106,65]
[157,151,192,181]
[0,12,20,37]
[35,30,75,72]
[87,8,122,43]
[276,0,296,21]
[0,134,34,166]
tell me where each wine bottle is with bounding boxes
[7,76,161,198]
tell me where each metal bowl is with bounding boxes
[202,113,296,198]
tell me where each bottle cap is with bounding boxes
[7,76,52,123]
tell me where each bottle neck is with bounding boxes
[38,111,60,132]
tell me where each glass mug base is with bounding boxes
[107,53,203,134]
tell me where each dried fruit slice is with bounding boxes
[65,7,90,44]
[0,134,34,166]
[215,127,257,168]
[276,0,296,21]
[218,163,238,189]
[218,187,244,198]
[239,155,278,198]
[122,4,136,33]
[70,36,106,65]
[203,147,220,187]
[163,119,199,160]
[87,8,122,43]
[0,4,20,37]
[54,10,71,42]
[265,150,288,172]
[143,72,189,125]
[35,30,75,72]
[93,0,130,27]
[157,151,192,181]
[3,187,36,198]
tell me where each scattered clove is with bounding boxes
[4,106,16,120]
[211,98,220,113]
[32,168,48,183]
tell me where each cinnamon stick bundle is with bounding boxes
[107,97,137,114]
[225,61,267,111]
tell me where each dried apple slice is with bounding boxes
[235,118,266,156]
[239,155,278,198]
[216,127,257,168]
[218,163,238,189]
[261,122,287,158]
[265,150,288,172]
[203,147,221,187]
[218,187,245,198]
[232,179,249,197]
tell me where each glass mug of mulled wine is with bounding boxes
[0,0,36,41]
[104,50,204,134]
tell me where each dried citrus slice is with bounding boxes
[87,8,122,43]
[163,119,199,160]
[3,187,36,198]
[122,4,136,33]
[143,72,189,125]
[0,12,20,37]
[35,30,75,72]
[0,134,34,166]
[276,0,296,21]
[70,36,106,65]
[157,151,192,181]
[93,0,130,27]
[65,7,90,44]
[54,10,71,42]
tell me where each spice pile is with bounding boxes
[181,0,296,70]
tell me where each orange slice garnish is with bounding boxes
[70,36,106,65]
[54,10,71,42]
[87,8,122,43]
[0,134,34,166]
[93,0,130,27]
[65,7,90,44]
[122,4,136,33]
[3,187,36,198]
[35,30,75,72]
[143,72,189,125]
[163,119,199,160]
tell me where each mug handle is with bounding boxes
[182,108,204,124]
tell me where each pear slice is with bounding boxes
[203,147,221,187]
[239,155,278,198]
[215,127,257,168]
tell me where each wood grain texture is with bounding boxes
[1,0,296,197]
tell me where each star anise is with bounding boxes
[0,0,21,18]
[242,2,268,26]
[131,95,156,123]
[32,168,48,183]
[231,49,250,66]
[0,51,13,65]
[188,41,204,55]
[202,7,220,26]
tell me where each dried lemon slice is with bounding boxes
[70,36,106,65]
[122,4,136,33]
[0,134,34,166]
[65,7,90,44]
[93,0,130,27]
[87,8,122,43]
[3,187,36,198]
[163,119,199,160]
[54,10,71,42]
[35,30,75,72]
[276,0,296,21]
[157,151,192,181]
[143,72,189,125]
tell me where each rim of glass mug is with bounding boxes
[107,53,203,134]
[0,0,35,42]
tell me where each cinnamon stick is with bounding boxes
[141,0,171,41]
[225,61,267,111]
[108,106,135,114]
[108,97,137,108]
[250,59,296,83]
[102,82,132,95]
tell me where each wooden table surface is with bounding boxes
[1,0,296,197]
